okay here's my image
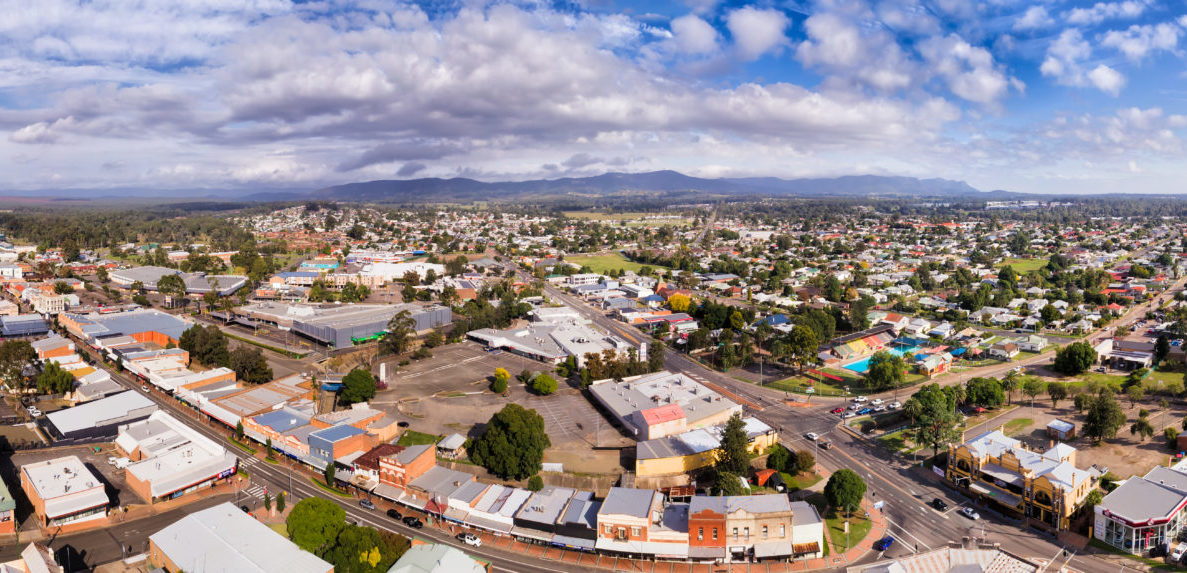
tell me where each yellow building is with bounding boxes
[636,417,778,478]
[947,429,1097,531]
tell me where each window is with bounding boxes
[712,528,718,540]
[732,527,738,540]
[957,459,971,472]
[698,527,703,540]
[762,525,768,538]
[631,527,641,537]
[604,524,611,534]
[780,524,786,537]
[744,527,750,540]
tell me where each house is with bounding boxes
[988,342,1019,360]
[149,502,333,573]
[1016,335,1049,353]
[21,456,110,527]
[917,352,953,378]
[947,429,1096,531]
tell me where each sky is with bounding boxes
[1,0,1186,195]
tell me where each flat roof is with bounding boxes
[599,487,657,518]
[589,371,739,427]
[45,390,156,435]
[120,412,236,498]
[516,486,578,526]
[21,456,109,518]
[149,502,332,573]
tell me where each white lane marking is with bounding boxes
[884,517,934,552]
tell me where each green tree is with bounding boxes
[905,383,962,458]
[1053,341,1097,375]
[528,475,544,491]
[1047,382,1068,408]
[36,361,75,394]
[1040,304,1062,326]
[965,377,1005,408]
[264,491,272,512]
[824,469,867,514]
[532,374,558,395]
[230,346,273,385]
[1156,335,1171,363]
[381,310,416,356]
[491,370,509,394]
[1002,371,1020,405]
[782,325,819,373]
[795,450,816,474]
[423,329,445,348]
[714,471,747,496]
[340,369,377,405]
[287,498,346,555]
[715,413,751,476]
[276,491,286,513]
[266,437,274,460]
[53,281,73,295]
[1084,393,1127,442]
[156,273,186,299]
[865,351,906,392]
[0,340,34,388]
[178,324,230,367]
[766,444,791,473]
[1022,378,1046,407]
[1127,384,1145,408]
[470,404,551,480]
[324,460,336,487]
[235,420,245,440]
[1131,413,1155,442]
[1074,393,1091,413]
[323,525,408,573]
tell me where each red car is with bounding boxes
[831,407,845,414]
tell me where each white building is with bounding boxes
[117,411,239,503]
[20,456,110,527]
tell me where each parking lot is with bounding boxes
[377,341,537,399]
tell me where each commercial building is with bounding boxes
[116,411,238,503]
[1094,465,1187,554]
[0,476,14,534]
[0,543,63,573]
[376,444,437,500]
[307,424,375,470]
[589,371,742,441]
[946,429,1099,531]
[468,306,631,367]
[200,373,315,429]
[595,487,689,558]
[61,309,192,347]
[239,302,452,348]
[687,495,796,562]
[789,501,824,559]
[42,390,157,441]
[852,545,1038,573]
[108,266,248,295]
[388,540,489,573]
[0,314,48,337]
[635,417,777,477]
[149,502,333,573]
[20,456,110,527]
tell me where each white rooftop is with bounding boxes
[120,412,237,498]
[21,456,109,519]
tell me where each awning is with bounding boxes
[754,540,793,559]
[688,546,725,559]
[978,464,1023,487]
[793,542,821,555]
[551,534,595,551]
[373,483,403,502]
[969,482,1023,509]
[443,507,470,523]
[511,526,554,543]
[466,514,513,534]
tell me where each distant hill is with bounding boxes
[308,170,1011,203]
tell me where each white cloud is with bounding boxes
[1101,23,1181,62]
[725,7,791,61]
[796,10,915,92]
[669,14,719,55]
[1013,6,1053,31]
[1065,1,1147,26]
[919,34,1014,105]
[1088,64,1126,96]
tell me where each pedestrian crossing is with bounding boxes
[241,485,267,499]
[240,456,259,467]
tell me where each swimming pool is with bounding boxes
[843,346,922,374]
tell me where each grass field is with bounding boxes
[566,253,667,274]
[782,471,823,491]
[1147,369,1185,389]
[397,430,441,446]
[998,258,1048,274]
[1004,417,1034,435]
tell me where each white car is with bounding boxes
[852,396,868,403]
[1171,542,1187,562]
[805,432,820,441]
[870,398,884,406]
[457,533,482,547]
[27,408,41,417]
[889,402,902,410]
[843,412,856,419]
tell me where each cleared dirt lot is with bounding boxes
[372,341,630,474]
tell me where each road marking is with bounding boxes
[884,517,933,552]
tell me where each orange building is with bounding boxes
[20,456,109,528]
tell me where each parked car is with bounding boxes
[819,441,832,450]
[853,396,868,403]
[889,401,902,409]
[403,516,424,528]
[873,536,894,551]
[1171,542,1187,562]
[240,505,251,513]
[805,432,819,441]
[959,507,980,520]
[843,412,856,419]
[870,398,884,406]
[873,405,888,412]
[141,385,150,392]
[930,498,949,511]
[831,407,845,414]
[456,533,482,547]
[359,499,376,510]
[857,407,873,415]
[387,509,402,520]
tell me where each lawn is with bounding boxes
[1147,369,1185,389]
[767,375,846,396]
[998,258,1048,274]
[1004,417,1034,435]
[565,253,668,274]
[782,471,823,491]
[826,512,872,552]
[877,428,923,454]
[397,430,441,446]
[268,523,290,539]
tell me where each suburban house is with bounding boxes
[988,342,1019,360]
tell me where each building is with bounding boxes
[61,309,192,347]
[468,306,631,367]
[43,390,157,441]
[1016,335,1049,352]
[116,411,238,503]
[635,417,777,477]
[851,545,1038,573]
[789,501,824,559]
[589,371,742,441]
[1046,419,1076,441]
[307,424,375,470]
[595,487,689,558]
[0,314,48,337]
[688,495,795,562]
[1094,466,1187,554]
[108,266,248,295]
[946,429,1098,531]
[0,543,63,573]
[988,342,1019,360]
[387,540,489,573]
[0,476,14,534]
[240,302,451,348]
[20,456,109,527]
[201,373,315,429]
[149,502,333,573]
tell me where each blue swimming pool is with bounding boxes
[843,346,922,374]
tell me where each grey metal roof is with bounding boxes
[599,487,657,518]
[45,390,156,435]
[790,501,822,525]
[1098,477,1187,523]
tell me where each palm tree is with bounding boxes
[1002,372,1020,405]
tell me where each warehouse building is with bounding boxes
[589,371,741,441]
[201,373,315,429]
[43,390,157,441]
[20,456,110,527]
[149,502,333,573]
[239,302,452,348]
[108,266,247,295]
[468,305,631,367]
[61,309,192,348]
[117,411,238,503]
[0,314,48,337]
